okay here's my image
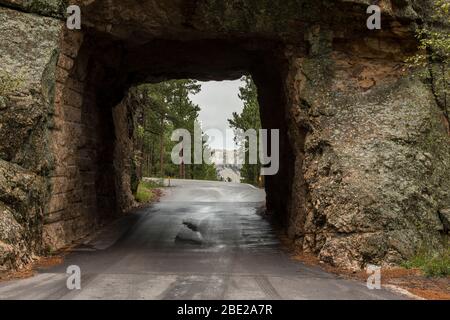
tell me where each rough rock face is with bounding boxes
[113,91,142,214]
[287,61,450,269]
[0,7,62,269]
[0,160,47,271]
[0,0,67,17]
[0,0,448,271]
[0,8,61,170]
[282,15,450,268]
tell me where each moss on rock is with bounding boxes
[0,0,67,18]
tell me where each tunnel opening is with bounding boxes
[45,29,306,251]
[129,77,255,187]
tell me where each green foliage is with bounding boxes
[402,247,450,277]
[190,159,219,181]
[134,80,217,181]
[27,0,68,18]
[135,184,153,203]
[134,179,164,203]
[228,76,262,186]
[407,1,450,106]
[229,76,261,131]
[141,179,164,189]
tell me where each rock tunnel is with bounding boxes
[0,0,449,272]
[51,32,295,245]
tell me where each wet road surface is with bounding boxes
[0,180,405,300]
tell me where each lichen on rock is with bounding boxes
[0,160,46,270]
[0,0,67,18]
[287,50,450,269]
[0,6,62,270]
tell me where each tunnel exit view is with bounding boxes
[0,0,449,306]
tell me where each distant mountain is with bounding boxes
[211,149,242,183]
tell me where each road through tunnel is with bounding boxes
[47,29,300,253]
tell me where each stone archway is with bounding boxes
[0,0,448,271]
[47,29,296,248]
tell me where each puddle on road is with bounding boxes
[182,220,199,232]
[175,223,204,245]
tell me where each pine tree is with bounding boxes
[134,80,217,181]
[228,76,262,186]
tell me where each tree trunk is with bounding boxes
[159,116,165,177]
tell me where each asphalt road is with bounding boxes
[0,179,405,300]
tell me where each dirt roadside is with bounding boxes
[279,235,450,300]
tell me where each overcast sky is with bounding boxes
[189,79,244,150]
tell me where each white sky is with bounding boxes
[189,79,244,150]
